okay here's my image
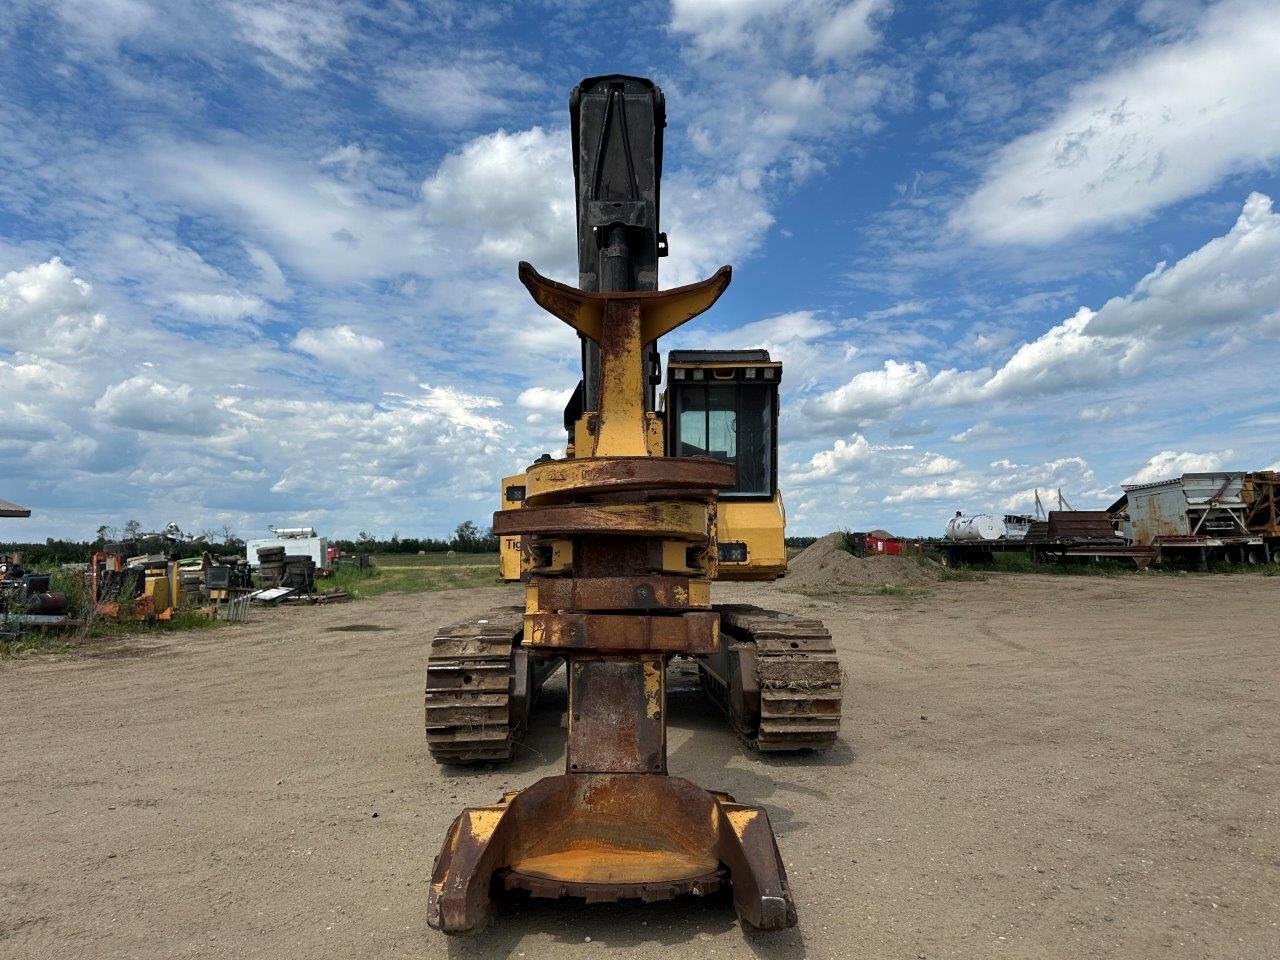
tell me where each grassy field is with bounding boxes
[318,553,502,598]
[365,552,499,568]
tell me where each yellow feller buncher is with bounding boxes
[426,76,842,933]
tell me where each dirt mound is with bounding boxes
[783,532,941,591]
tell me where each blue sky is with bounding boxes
[2,0,1278,540]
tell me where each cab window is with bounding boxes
[672,382,773,497]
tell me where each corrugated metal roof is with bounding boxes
[1182,471,1245,482]
[1123,472,1246,504]
[1123,478,1182,493]
[0,498,32,518]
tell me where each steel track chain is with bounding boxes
[424,606,524,763]
[713,603,843,751]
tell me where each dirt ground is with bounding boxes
[2,574,1277,960]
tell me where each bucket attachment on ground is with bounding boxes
[428,774,794,933]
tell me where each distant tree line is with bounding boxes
[1,526,248,567]
[3,520,499,568]
[334,522,499,555]
[784,536,818,549]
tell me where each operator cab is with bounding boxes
[663,349,780,499]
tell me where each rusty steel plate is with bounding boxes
[525,611,719,654]
[492,501,710,540]
[524,456,735,505]
[566,658,666,774]
[530,574,710,612]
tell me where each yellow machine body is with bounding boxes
[497,473,526,581]
[428,76,831,935]
[141,561,179,619]
[499,355,788,584]
[715,496,787,581]
[431,260,797,934]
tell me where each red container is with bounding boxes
[865,534,902,556]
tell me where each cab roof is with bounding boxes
[667,349,772,364]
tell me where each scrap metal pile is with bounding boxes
[936,470,1280,569]
[0,558,70,631]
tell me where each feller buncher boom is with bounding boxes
[426,76,841,933]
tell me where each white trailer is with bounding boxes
[246,530,330,569]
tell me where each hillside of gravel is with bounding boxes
[781,531,942,591]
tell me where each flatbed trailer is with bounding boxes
[926,538,1027,568]
[927,538,1157,569]
[1150,535,1275,569]
[1030,541,1156,568]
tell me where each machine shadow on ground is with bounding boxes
[443,889,811,960]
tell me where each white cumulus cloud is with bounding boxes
[789,433,879,482]
[1087,192,1280,337]
[171,291,265,321]
[516,386,574,413]
[883,477,980,504]
[93,376,221,436]
[954,0,1280,244]
[810,193,1280,424]
[813,0,894,62]
[661,172,775,286]
[292,324,384,364]
[406,384,505,438]
[1124,450,1229,485]
[901,453,962,477]
[422,126,576,279]
[0,258,106,358]
[807,359,931,423]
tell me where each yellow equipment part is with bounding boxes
[499,456,788,584]
[572,412,664,462]
[431,259,796,935]
[497,472,526,581]
[501,418,665,582]
[715,496,788,581]
[142,562,180,619]
[427,75,833,937]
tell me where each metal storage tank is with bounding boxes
[945,514,1005,541]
